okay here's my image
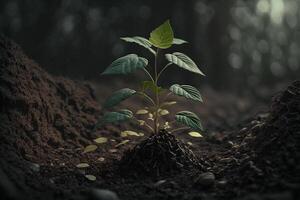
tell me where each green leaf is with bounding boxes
[175,111,203,131]
[100,109,133,125]
[103,88,136,108]
[169,84,203,102]
[173,38,188,45]
[102,54,148,75]
[149,20,174,49]
[143,81,163,94]
[121,36,156,55]
[165,52,205,76]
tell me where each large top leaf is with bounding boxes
[169,84,203,102]
[149,20,174,49]
[103,88,136,108]
[121,36,156,55]
[172,38,188,45]
[165,52,205,76]
[100,109,133,125]
[175,111,203,131]
[102,54,148,75]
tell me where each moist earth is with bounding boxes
[0,36,299,200]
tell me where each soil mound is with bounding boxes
[0,36,101,200]
[0,35,101,162]
[120,129,203,177]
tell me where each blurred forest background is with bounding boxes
[0,0,299,95]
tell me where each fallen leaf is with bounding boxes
[109,149,118,153]
[83,145,98,153]
[76,163,90,168]
[97,157,105,162]
[93,137,108,144]
[136,109,148,115]
[188,131,203,138]
[85,175,96,181]
[115,140,130,147]
[121,130,140,137]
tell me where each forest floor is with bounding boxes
[0,36,299,200]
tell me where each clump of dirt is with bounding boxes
[217,80,300,199]
[0,35,101,163]
[119,129,203,177]
[0,35,102,200]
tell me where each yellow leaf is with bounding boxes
[159,109,169,116]
[148,113,154,120]
[115,139,130,147]
[136,109,148,115]
[85,175,96,181]
[137,120,145,126]
[139,132,145,136]
[93,137,108,144]
[83,145,98,153]
[121,130,140,137]
[188,131,203,138]
[97,157,105,162]
[76,163,90,168]
[187,142,193,146]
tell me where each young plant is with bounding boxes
[100,20,205,136]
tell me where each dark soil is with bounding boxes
[0,36,299,200]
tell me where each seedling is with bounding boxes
[100,20,205,136]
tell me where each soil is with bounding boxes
[0,35,299,200]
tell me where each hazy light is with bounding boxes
[270,62,285,77]
[270,0,284,25]
[229,53,242,69]
[256,0,270,14]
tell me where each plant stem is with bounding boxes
[154,48,160,134]
[143,68,155,83]
[157,63,172,82]
[137,92,155,106]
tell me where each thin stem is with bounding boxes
[170,127,190,133]
[160,92,172,106]
[157,63,172,81]
[143,68,155,83]
[137,92,155,106]
[154,48,160,134]
[133,117,154,132]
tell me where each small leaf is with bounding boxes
[120,130,140,137]
[139,132,145,136]
[142,81,163,94]
[163,121,171,129]
[173,38,188,45]
[76,163,90,168]
[159,109,169,116]
[169,84,203,102]
[102,54,148,75]
[148,113,154,120]
[136,109,148,115]
[103,88,136,108]
[115,139,130,147]
[98,157,105,162]
[160,101,177,108]
[83,145,98,153]
[93,137,108,144]
[121,36,156,55]
[149,20,174,49]
[100,109,133,125]
[187,142,193,146]
[137,120,145,126]
[175,111,203,131]
[165,52,205,76]
[85,175,96,181]
[188,131,203,138]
